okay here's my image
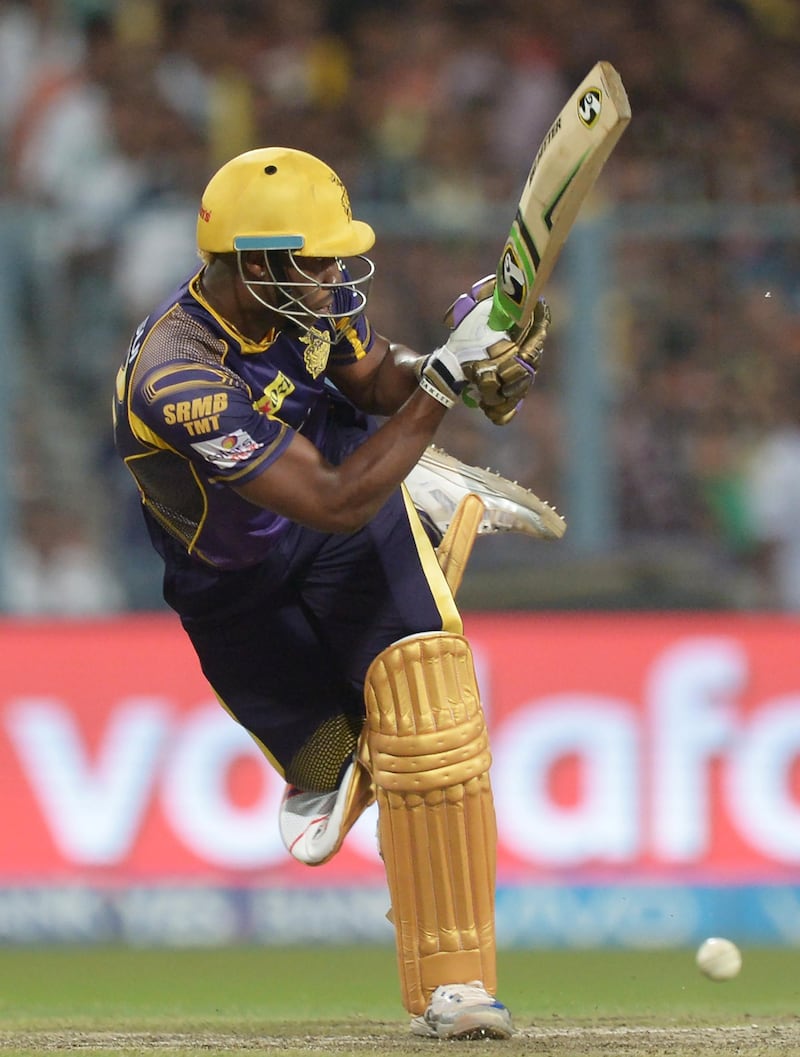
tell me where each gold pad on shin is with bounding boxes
[364,632,497,1015]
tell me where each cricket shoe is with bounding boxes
[410,981,514,1040]
[279,758,374,866]
[404,445,565,542]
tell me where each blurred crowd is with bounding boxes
[0,0,799,614]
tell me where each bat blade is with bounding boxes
[489,60,631,333]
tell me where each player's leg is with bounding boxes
[273,485,463,865]
[167,532,368,788]
[274,463,489,861]
[173,546,379,865]
[363,630,512,1038]
[298,485,511,1036]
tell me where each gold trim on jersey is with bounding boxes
[122,303,183,403]
[141,363,248,405]
[334,318,369,361]
[214,694,286,778]
[122,448,211,561]
[400,485,463,635]
[189,271,278,354]
[128,409,174,450]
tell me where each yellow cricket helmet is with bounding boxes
[196,147,375,257]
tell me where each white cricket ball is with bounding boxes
[696,937,742,981]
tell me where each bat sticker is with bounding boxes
[578,88,603,127]
[500,246,526,307]
[488,61,630,333]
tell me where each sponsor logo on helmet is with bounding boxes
[300,327,331,378]
[198,205,212,223]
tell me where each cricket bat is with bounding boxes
[488,60,631,333]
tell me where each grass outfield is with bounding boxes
[0,945,798,1055]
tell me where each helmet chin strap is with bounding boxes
[237,250,373,332]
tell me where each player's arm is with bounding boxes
[235,386,445,532]
[331,286,550,425]
[236,296,509,532]
[327,331,419,416]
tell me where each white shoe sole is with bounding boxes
[410,1008,514,1040]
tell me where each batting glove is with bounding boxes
[460,276,551,426]
[417,293,507,409]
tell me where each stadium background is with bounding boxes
[0,0,799,950]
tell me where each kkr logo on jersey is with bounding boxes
[300,327,331,379]
[255,371,295,417]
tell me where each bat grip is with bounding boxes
[488,290,514,333]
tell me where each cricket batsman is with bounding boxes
[113,147,554,1039]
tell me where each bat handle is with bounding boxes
[488,289,514,333]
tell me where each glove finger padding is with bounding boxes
[508,296,551,375]
[441,276,496,329]
[482,403,520,427]
[463,295,551,425]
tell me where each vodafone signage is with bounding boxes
[1,614,800,886]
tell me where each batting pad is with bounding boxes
[364,631,497,1015]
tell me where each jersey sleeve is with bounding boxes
[130,361,293,484]
[328,285,376,367]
